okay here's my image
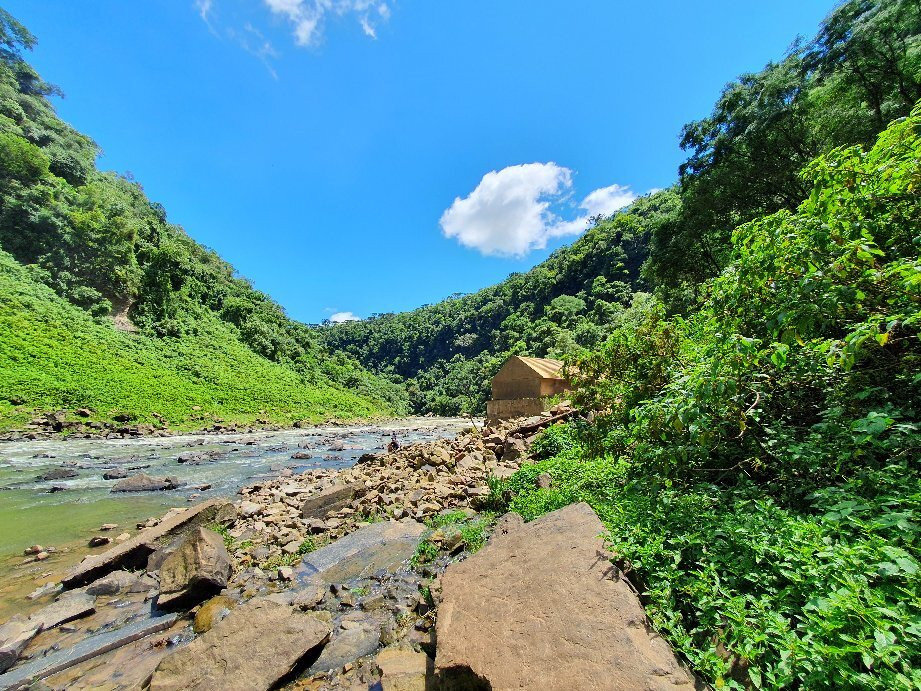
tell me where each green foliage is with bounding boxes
[528,422,579,461]
[409,538,439,569]
[497,104,921,690]
[322,191,679,414]
[0,249,392,431]
[504,456,921,690]
[412,512,495,567]
[0,12,406,422]
[645,0,921,307]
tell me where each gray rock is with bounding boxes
[28,591,95,631]
[301,482,360,519]
[111,473,183,493]
[149,599,330,691]
[25,582,61,601]
[0,618,41,673]
[307,613,381,674]
[35,468,77,482]
[85,571,138,597]
[295,519,426,585]
[157,528,231,609]
[0,613,175,690]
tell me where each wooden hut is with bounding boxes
[486,356,570,421]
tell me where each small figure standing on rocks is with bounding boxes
[387,432,400,453]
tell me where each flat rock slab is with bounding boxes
[296,519,426,585]
[28,591,95,631]
[0,620,41,674]
[435,503,699,691]
[307,613,381,675]
[62,500,229,588]
[0,613,176,691]
[301,482,359,519]
[149,598,330,691]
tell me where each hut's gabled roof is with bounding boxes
[512,356,565,380]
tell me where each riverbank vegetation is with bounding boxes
[491,70,921,691]
[0,249,392,432]
[323,0,921,421]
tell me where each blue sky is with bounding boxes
[6,1,836,324]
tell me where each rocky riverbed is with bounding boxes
[0,418,470,618]
[0,404,700,690]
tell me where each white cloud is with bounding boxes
[263,0,390,47]
[196,0,213,22]
[329,311,361,323]
[440,163,637,257]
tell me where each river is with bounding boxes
[0,417,471,618]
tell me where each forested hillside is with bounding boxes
[0,8,407,430]
[322,191,677,413]
[322,0,921,415]
[500,102,921,689]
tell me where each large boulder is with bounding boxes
[62,499,230,588]
[111,473,183,493]
[156,528,231,609]
[435,503,699,690]
[149,598,330,691]
[301,482,359,519]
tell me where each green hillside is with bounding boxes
[497,96,921,691]
[0,248,390,432]
[321,0,921,416]
[0,9,406,428]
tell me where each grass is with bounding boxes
[411,512,496,568]
[0,250,395,433]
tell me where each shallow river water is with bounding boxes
[0,417,471,617]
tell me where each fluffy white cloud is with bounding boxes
[329,311,360,323]
[440,163,637,257]
[263,0,389,46]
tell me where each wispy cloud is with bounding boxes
[329,311,361,323]
[440,163,638,257]
[263,0,390,47]
[230,22,280,79]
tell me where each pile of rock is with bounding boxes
[0,410,593,690]
[220,412,560,575]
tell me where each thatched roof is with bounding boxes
[508,356,565,380]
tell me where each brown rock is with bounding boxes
[377,647,432,691]
[111,473,183,493]
[157,527,231,609]
[435,503,698,690]
[0,617,42,673]
[62,499,230,588]
[301,482,359,519]
[149,598,330,691]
